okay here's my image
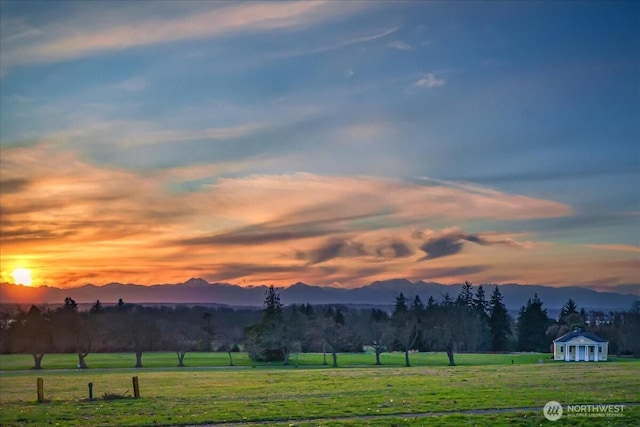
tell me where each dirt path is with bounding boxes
[188,402,640,426]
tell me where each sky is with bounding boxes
[0,1,638,292]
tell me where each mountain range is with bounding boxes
[1,278,637,314]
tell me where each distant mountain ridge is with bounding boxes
[1,278,637,313]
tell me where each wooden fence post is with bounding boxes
[37,377,44,402]
[132,376,140,399]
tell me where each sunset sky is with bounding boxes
[1,1,638,292]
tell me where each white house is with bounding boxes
[553,329,608,361]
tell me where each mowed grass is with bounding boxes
[0,351,570,371]
[0,357,638,426]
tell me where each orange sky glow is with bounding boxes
[1,2,638,293]
[1,144,638,290]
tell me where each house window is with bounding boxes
[559,346,564,352]
[599,346,602,352]
[590,347,594,353]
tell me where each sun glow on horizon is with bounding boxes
[11,268,33,286]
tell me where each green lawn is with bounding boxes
[0,351,571,371]
[0,356,638,426]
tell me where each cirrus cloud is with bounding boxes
[0,1,371,75]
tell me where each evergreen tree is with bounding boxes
[472,285,489,318]
[427,296,436,308]
[488,286,510,351]
[90,300,102,314]
[371,308,388,322]
[517,293,551,352]
[551,298,586,338]
[247,285,288,363]
[442,292,453,306]
[263,285,283,320]
[300,303,314,317]
[457,281,474,309]
[393,293,408,316]
[411,295,425,314]
[470,285,491,350]
[63,297,78,312]
[559,299,578,320]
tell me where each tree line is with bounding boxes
[0,283,638,369]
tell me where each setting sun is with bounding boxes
[11,268,32,286]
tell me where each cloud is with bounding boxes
[0,178,31,194]
[521,213,640,236]
[388,41,411,50]
[414,73,445,88]
[419,229,531,260]
[585,244,640,253]
[384,240,415,258]
[306,238,367,265]
[2,143,571,251]
[0,17,42,44]
[0,143,578,286]
[179,229,328,246]
[419,236,465,260]
[120,123,267,146]
[0,143,197,248]
[263,26,399,60]
[171,173,570,254]
[1,1,370,73]
[112,77,147,92]
[299,237,414,265]
[337,121,395,142]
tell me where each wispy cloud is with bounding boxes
[260,26,399,61]
[112,77,147,92]
[414,72,445,88]
[0,17,42,43]
[120,123,267,146]
[388,41,411,51]
[0,1,370,74]
[586,244,640,253]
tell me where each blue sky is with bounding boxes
[1,1,638,292]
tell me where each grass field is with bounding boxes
[1,353,639,426]
[0,351,567,371]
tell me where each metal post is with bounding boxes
[88,382,94,400]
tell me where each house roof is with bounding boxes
[554,330,607,343]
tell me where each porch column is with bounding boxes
[587,345,591,361]
[575,345,579,361]
[594,345,599,361]
[565,344,569,361]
